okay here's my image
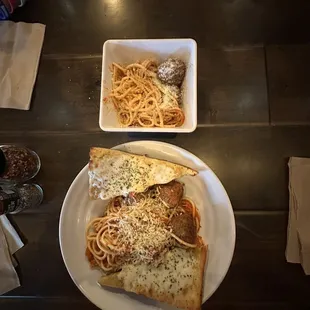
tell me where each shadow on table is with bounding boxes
[128,133,177,140]
[104,286,178,310]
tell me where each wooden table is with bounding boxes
[1,1,310,309]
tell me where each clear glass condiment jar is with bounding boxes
[0,183,43,215]
[0,145,41,184]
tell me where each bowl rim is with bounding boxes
[99,38,197,133]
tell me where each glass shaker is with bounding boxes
[0,183,43,215]
[0,145,41,184]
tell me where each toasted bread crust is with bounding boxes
[98,245,207,310]
[89,147,197,200]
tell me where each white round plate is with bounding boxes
[59,141,235,310]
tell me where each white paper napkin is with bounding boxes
[0,21,45,110]
[286,157,310,274]
[0,215,24,295]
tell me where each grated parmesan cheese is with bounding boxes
[153,78,181,109]
[116,192,173,265]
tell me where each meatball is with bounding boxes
[170,212,197,244]
[157,58,186,86]
[157,180,183,208]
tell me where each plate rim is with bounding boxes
[59,140,236,309]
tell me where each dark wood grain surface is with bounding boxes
[10,0,310,53]
[1,0,310,309]
[198,47,268,125]
[267,45,310,125]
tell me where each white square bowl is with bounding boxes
[99,39,197,133]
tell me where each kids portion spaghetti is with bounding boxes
[85,187,200,273]
[108,60,185,128]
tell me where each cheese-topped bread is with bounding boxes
[89,147,197,200]
[98,245,207,310]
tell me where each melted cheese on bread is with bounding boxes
[89,147,197,200]
[99,245,207,310]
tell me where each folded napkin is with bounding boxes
[0,21,45,110]
[0,215,24,294]
[286,157,310,275]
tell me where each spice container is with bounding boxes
[0,183,43,215]
[0,145,41,184]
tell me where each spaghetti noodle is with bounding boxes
[86,188,201,273]
[107,60,185,128]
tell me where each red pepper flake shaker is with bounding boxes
[0,145,41,184]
